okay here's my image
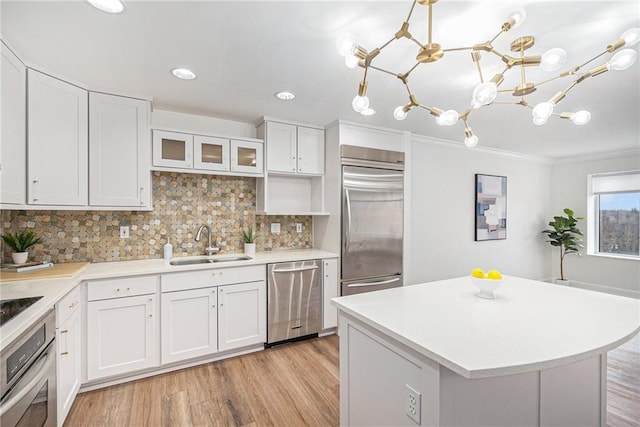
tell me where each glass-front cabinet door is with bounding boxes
[152,130,193,168]
[194,135,229,171]
[230,140,263,175]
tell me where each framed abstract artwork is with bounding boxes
[475,174,507,241]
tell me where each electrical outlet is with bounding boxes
[119,226,130,239]
[270,223,281,234]
[296,223,302,233]
[405,384,421,424]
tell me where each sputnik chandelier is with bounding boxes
[336,0,640,148]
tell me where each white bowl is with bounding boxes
[471,277,502,299]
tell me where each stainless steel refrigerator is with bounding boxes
[341,145,404,296]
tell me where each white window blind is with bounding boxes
[591,171,640,194]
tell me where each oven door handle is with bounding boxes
[0,345,53,415]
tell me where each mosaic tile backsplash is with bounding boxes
[1,172,313,264]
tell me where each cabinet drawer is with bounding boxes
[161,265,265,292]
[56,285,81,327]
[87,275,158,301]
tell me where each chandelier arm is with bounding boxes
[474,58,484,83]
[404,62,422,78]
[531,75,564,88]
[409,37,425,48]
[574,50,609,72]
[490,30,507,44]
[427,3,433,45]
[442,46,475,53]
[367,64,398,77]
[406,0,418,22]
[378,36,400,52]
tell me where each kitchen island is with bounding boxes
[332,275,640,426]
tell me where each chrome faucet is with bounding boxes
[195,225,220,256]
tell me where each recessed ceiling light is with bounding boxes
[360,108,376,116]
[274,91,296,101]
[87,0,124,14]
[171,68,197,80]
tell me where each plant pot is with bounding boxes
[12,252,28,265]
[244,243,256,258]
[554,278,571,286]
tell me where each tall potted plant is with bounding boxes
[541,208,585,283]
[2,230,42,264]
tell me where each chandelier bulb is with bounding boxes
[532,102,554,122]
[352,95,370,113]
[393,106,408,121]
[437,109,459,126]
[472,82,498,106]
[464,134,479,148]
[541,48,567,72]
[571,110,591,125]
[620,28,640,47]
[506,8,527,29]
[344,55,359,69]
[336,33,357,57]
[607,49,637,71]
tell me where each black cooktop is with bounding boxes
[0,296,43,326]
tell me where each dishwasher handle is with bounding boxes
[272,265,319,273]
[347,277,401,288]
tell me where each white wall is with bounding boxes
[151,109,256,139]
[408,135,552,285]
[550,151,640,297]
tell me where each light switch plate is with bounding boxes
[271,223,281,234]
[119,226,130,239]
[296,223,302,233]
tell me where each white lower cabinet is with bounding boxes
[87,281,158,380]
[218,281,266,352]
[161,287,218,364]
[56,287,81,426]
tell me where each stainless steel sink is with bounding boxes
[169,255,252,266]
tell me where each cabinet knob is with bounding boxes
[212,304,216,308]
[60,352,69,356]
[127,287,131,291]
[149,314,153,318]
[60,329,68,334]
[116,288,120,292]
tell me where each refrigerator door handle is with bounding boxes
[347,277,401,288]
[272,265,319,273]
[344,187,352,254]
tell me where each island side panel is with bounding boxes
[339,313,440,426]
[539,354,605,427]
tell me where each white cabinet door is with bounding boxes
[87,294,157,380]
[152,130,193,168]
[230,140,264,175]
[194,135,230,172]
[265,121,297,173]
[27,69,88,205]
[56,308,81,426]
[161,287,218,364]
[89,92,151,208]
[218,281,266,351]
[297,126,324,175]
[323,258,338,329]
[0,43,26,205]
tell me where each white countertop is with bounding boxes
[332,275,640,379]
[0,249,337,350]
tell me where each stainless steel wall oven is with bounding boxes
[0,310,56,427]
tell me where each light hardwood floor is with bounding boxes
[65,333,639,427]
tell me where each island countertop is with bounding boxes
[331,275,640,379]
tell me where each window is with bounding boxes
[588,171,640,258]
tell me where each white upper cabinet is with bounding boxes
[27,69,88,206]
[265,121,324,175]
[89,92,151,208]
[194,135,230,171]
[152,130,193,169]
[0,43,26,205]
[153,129,264,176]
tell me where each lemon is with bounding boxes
[487,270,502,280]
[471,268,485,278]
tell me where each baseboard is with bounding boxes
[542,277,640,299]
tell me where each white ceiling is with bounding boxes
[2,0,639,158]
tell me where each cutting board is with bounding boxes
[0,262,89,283]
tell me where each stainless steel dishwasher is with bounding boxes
[267,260,322,345]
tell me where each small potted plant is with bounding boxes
[242,226,256,258]
[2,230,42,264]
[541,208,584,284]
